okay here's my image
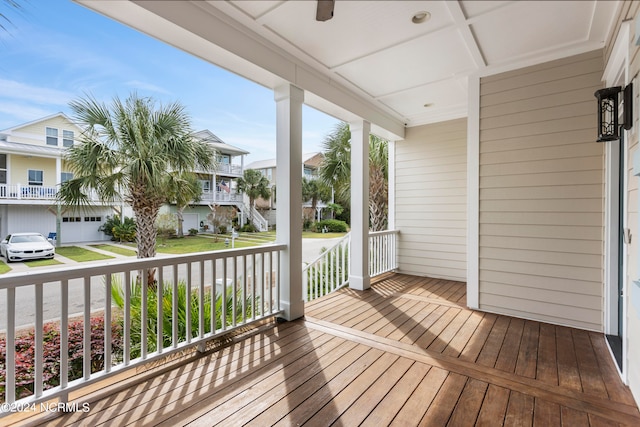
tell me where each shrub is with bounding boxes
[110,278,256,359]
[188,228,198,236]
[313,219,348,233]
[113,221,136,242]
[100,215,135,241]
[218,225,227,235]
[0,316,123,402]
[240,223,257,233]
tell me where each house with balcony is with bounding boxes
[247,152,326,223]
[0,113,114,243]
[161,129,254,231]
[4,1,640,425]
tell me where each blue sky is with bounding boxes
[0,0,340,163]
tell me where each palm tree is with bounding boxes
[318,122,389,231]
[166,173,207,237]
[0,0,22,33]
[302,177,331,223]
[237,169,271,211]
[58,92,216,260]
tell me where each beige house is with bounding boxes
[247,152,326,222]
[5,1,640,423]
[78,0,640,407]
[0,113,114,243]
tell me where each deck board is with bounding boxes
[16,273,640,427]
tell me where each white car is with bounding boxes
[0,232,56,262]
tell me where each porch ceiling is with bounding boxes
[76,0,618,139]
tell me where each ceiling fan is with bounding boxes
[316,0,335,22]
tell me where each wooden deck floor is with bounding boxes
[21,274,640,426]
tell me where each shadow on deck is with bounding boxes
[12,273,640,426]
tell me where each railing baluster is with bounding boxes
[83,276,91,379]
[157,268,164,353]
[232,256,238,327]
[199,260,205,338]
[186,262,192,343]
[141,270,148,359]
[268,252,273,312]
[252,253,256,320]
[61,279,69,388]
[105,274,112,370]
[124,270,131,365]
[35,283,43,397]
[6,287,15,403]
[276,250,280,311]
[211,259,217,333]
[172,264,178,347]
[222,256,228,331]
[242,254,248,323]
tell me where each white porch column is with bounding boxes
[55,157,61,184]
[349,120,371,291]
[388,139,396,230]
[275,84,304,320]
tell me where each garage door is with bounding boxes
[182,213,199,233]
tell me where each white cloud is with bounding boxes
[125,80,172,95]
[0,102,56,128]
[0,79,73,106]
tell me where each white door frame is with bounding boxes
[602,20,630,382]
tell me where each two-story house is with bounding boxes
[247,152,325,224]
[161,129,252,232]
[0,113,114,243]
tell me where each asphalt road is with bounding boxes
[0,237,342,330]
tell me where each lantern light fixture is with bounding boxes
[594,83,633,142]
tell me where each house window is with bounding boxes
[304,167,315,179]
[46,127,58,146]
[218,154,230,164]
[28,169,43,186]
[62,216,81,223]
[0,154,6,184]
[61,172,73,183]
[62,130,74,147]
[84,216,102,222]
[200,180,211,192]
[262,168,272,181]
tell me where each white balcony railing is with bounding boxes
[217,163,243,176]
[0,245,285,409]
[302,230,399,302]
[200,190,244,204]
[0,184,58,200]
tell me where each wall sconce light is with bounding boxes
[594,83,633,142]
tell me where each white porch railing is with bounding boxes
[302,230,399,302]
[0,244,284,410]
[369,229,400,277]
[302,233,351,302]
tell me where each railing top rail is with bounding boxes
[368,229,400,237]
[0,243,287,289]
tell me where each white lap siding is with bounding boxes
[478,50,605,331]
[395,119,467,281]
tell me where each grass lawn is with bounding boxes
[56,246,115,262]
[156,235,257,254]
[90,244,137,257]
[0,261,11,274]
[25,258,63,267]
